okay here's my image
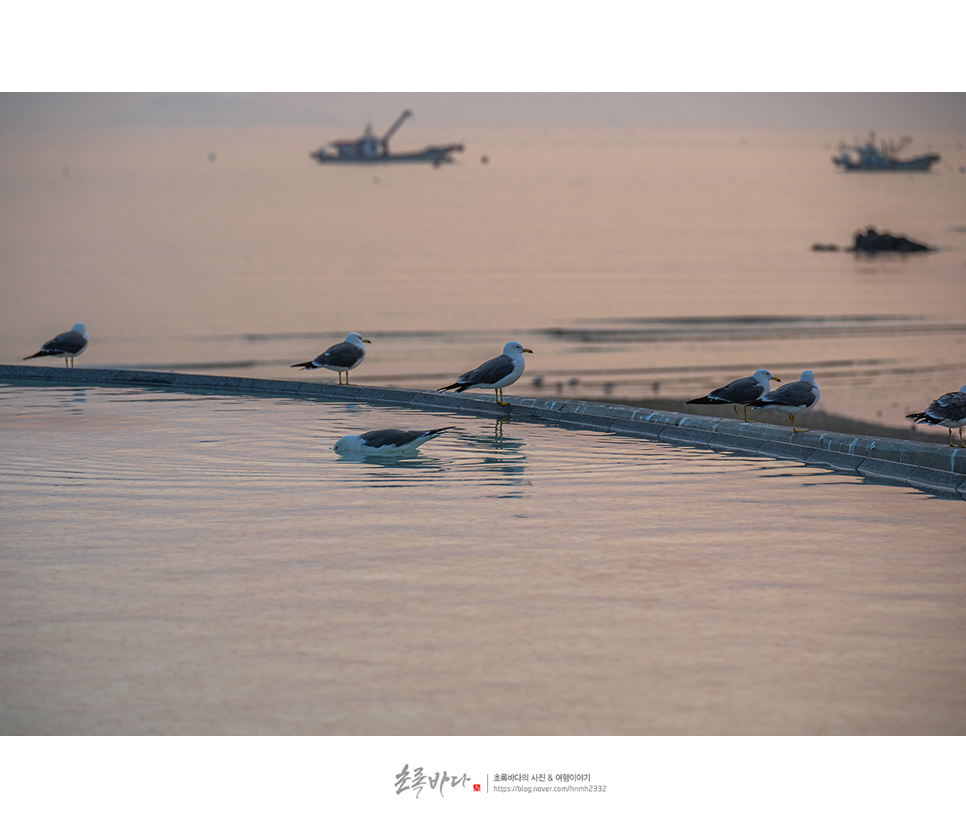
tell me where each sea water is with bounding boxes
[2,124,965,735]
[1,384,963,734]
[1,125,965,429]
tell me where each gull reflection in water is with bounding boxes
[331,441,450,487]
[453,418,530,499]
[55,387,89,415]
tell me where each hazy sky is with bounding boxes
[4,2,962,134]
[3,92,965,132]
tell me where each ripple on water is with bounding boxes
[2,384,964,735]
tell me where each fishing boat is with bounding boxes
[832,131,940,172]
[309,110,464,166]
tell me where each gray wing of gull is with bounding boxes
[762,382,817,408]
[458,354,515,386]
[359,429,430,448]
[927,391,966,422]
[357,428,454,449]
[709,376,764,404]
[42,330,87,354]
[318,342,364,369]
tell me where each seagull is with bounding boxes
[686,369,781,422]
[23,323,89,368]
[437,340,533,405]
[291,332,370,384]
[747,370,820,433]
[334,427,456,456]
[906,385,966,447]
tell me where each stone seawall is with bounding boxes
[3,364,964,499]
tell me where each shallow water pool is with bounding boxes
[1,384,964,734]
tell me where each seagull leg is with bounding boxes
[948,428,956,447]
[789,414,804,433]
[742,405,756,423]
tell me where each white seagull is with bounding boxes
[748,370,820,433]
[291,332,371,384]
[437,340,533,405]
[906,385,966,447]
[23,323,89,368]
[686,369,781,422]
[334,427,456,456]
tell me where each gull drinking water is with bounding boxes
[334,427,455,456]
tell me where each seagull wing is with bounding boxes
[322,341,365,368]
[457,354,515,387]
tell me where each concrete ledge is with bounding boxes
[3,364,965,499]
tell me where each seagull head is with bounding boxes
[754,369,780,384]
[333,434,363,454]
[345,332,371,347]
[503,341,533,357]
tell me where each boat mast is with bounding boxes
[380,110,413,155]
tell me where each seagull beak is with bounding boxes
[771,375,781,382]
[523,348,534,354]
[363,338,372,344]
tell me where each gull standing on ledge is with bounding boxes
[438,340,533,405]
[747,370,820,432]
[906,385,966,447]
[23,323,89,368]
[334,427,456,456]
[291,332,370,384]
[686,369,781,422]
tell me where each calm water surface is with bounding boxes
[1,384,963,734]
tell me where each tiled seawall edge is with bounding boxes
[4,364,965,499]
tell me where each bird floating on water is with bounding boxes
[906,385,966,447]
[291,332,370,384]
[334,427,456,456]
[437,340,533,405]
[23,323,89,368]
[686,369,781,422]
[747,370,820,433]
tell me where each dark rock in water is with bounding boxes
[850,226,932,253]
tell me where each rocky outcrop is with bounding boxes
[850,226,932,253]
